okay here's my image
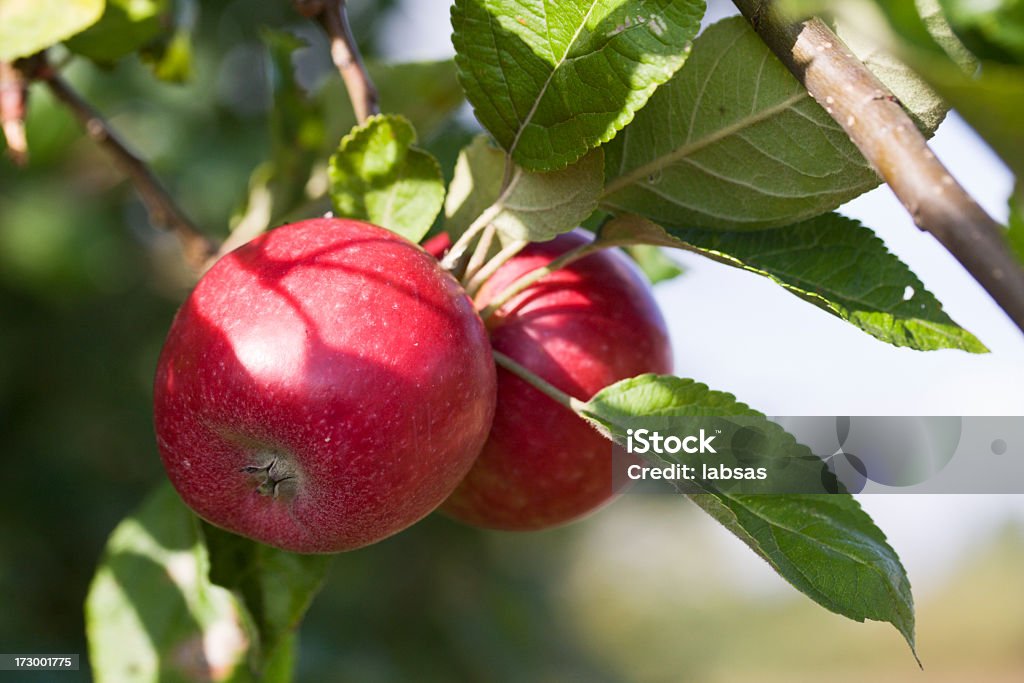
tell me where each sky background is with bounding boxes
[374,0,1024,597]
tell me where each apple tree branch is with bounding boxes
[294,0,379,124]
[733,0,1024,335]
[35,60,219,273]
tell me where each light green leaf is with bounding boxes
[577,374,917,659]
[602,16,879,230]
[451,0,705,171]
[144,28,194,83]
[329,114,445,243]
[444,134,604,243]
[141,0,198,83]
[85,484,252,683]
[444,135,506,240]
[597,213,987,352]
[0,0,105,61]
[625,244,684,284]
[202,523,332,673]
[65,0,169,65]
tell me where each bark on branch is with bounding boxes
[734,0,1024,335]
[295,0,379,124]
[41,66,218,273]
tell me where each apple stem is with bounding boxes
[465,239,528,296]
[463,224,497,284]
[492,350,587,413]
[440,203,499,274]
[479,241,600,319]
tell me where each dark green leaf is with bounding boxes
[601,17,879,230]
[940,0,1024,64]
[85,484,252,682]
[66,0,170,65]
[451,0,705,171]
[577,374,917,659]
[0,0,105,61]
[329,114,445,243]
[691,493,917,661]
[597,213,987,352]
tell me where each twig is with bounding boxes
[0,61,29,165]
[463,224,497,284]
[733,0,1024,334]
[466,239,527,296]
[480,241,598,319]
[296,0,379,124]
[42,67,218,273]
[492,350,585,412]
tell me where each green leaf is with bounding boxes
[625,244,683,284]
[0,0,105,61]
[598,213,987,352]
[144,28,194,83]
[855,0,1024,177]
[444,135,506,240]
[201,523,332,674]
[328,114,445,243]
[141,0,198,83]
[922,59,1024,177]
[451,0,705,171]
[834,20,949,135]
[85,484,252,682]
[691,493,917,660]
[601,16,879,230]
[940,0,1024,64]
[65,0,169,65]
[1010,182,1024,264]
[577,374,917,659]
[576,373,841,496]
[444,134,604,243]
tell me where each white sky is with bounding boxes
[377,0,1024,591]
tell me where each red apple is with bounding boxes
[442,231,673,530]
[421,232,452,259]
[153,218,496,553]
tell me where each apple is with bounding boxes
[442,231,673,530]
[421,232,452,259]
[153,218,497,553]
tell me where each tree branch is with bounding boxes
[295,0,379,124]
[41,66,218,273]
[734,0,1024,335]
[0,61,29,165]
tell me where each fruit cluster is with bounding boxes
[154,218,671,553]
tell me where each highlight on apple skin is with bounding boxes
[153,218,497,553]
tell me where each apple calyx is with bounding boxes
[241,455,301,501]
